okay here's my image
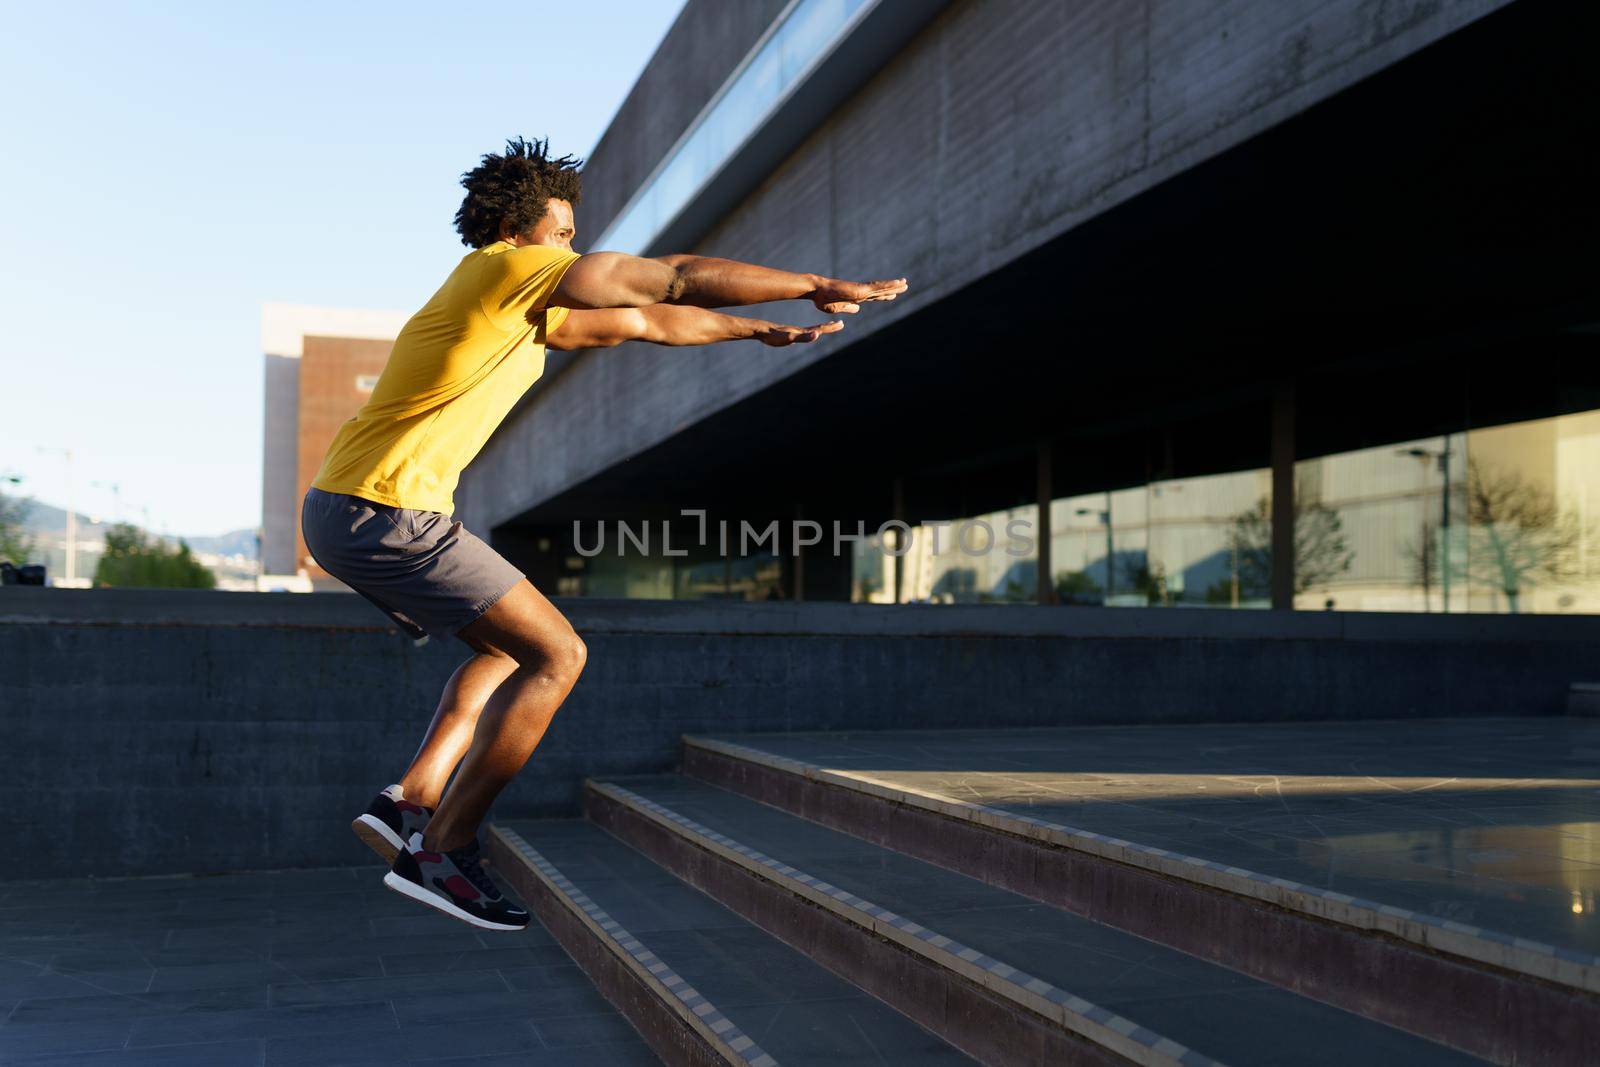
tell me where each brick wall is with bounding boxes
[295,335,394,583]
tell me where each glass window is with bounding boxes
[595,0,872,255]
[853,503,1042,605]
[1291,410,1600,613]
[1047,470,1275,609]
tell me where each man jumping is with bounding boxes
[301,137,908,930]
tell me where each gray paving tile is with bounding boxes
[264,954,386,983]
[7,984,268,1024]
[0,863,654,1062]
[439,1046,660,1067]
[532,1009,648,1049]
[0,970,154,1002]
[367,911,544,939]
[0,1018,135,1057]
[9,1037,265,1065]
[125,999,397,1047]
[267,969,506,1007]
[0,944,62,967]
[471,922,562,950]
[268,931,482,959]
[379,944,569,977]
[267,1019,540,1064]
[497,963,588,992]
[389,982,617,1027]
[145,961,277,993]
[48,945,265,971]
[0,959,51,980]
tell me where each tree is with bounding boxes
[1400,519,1443,611]
[0,488,34,565]
[1229,492,1354,598]
[1053,569,1101,605]
[94,523,216,589]
[1438,457,1585,613]
[1121,555,1171,606]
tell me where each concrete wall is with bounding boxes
[458,0,1507,534]
[3,586,1596,878]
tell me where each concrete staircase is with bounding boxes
[485,731,1599,1066]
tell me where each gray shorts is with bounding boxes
[300,487,524,643]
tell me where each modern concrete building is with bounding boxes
[452,0,1599,615]
[259,303,410,586]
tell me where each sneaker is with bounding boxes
[351,785,432,864]
[383,832,531,931]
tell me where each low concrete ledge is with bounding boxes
[5,586,1600,642]
[6,587,1597,877]
[0,587,388,629]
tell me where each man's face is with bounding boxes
[525,198,576,251]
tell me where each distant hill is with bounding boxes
[184,529,259,559]
[9,496,257,560]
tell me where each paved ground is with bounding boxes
[711,717,1600,953]
[0,863,659,1065]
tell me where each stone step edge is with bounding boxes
[683,734,1600,997]
[487,824,779,1067]
[590,780,1221,1067]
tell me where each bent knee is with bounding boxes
[561,632,588,679]
[517,629,586,685]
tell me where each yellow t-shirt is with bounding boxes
[312,242,579,516]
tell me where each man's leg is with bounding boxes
[421,579,587,852]
[395,650,520,809]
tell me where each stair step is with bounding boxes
[589,775,1484,1067]
[682,726,1600,1067]
[487,818,976,1067]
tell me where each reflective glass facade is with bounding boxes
[859,470,1275,608]
[842,409,1600,614]
[538,407,1600,614]
[1294,411,1600,614]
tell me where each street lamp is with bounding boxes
[1075,502,1114,601]
[36,447,76,583]
[1397,440,1453,612]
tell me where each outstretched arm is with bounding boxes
[551,251,907,314]
[547,305,844,351]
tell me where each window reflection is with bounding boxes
[543,408,1600,611]
[854,503,1041,604]
[553,528,783,601]
[1293,410,1600,613]
[1058,473,1276,609]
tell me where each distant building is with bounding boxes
[260,304,410,589]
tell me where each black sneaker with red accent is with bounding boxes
[383,832,531,931]
[351,785,432,864]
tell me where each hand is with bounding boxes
[811,276,909,314]
[754,320,845,347]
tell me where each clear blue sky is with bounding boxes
[0,0,684,537]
